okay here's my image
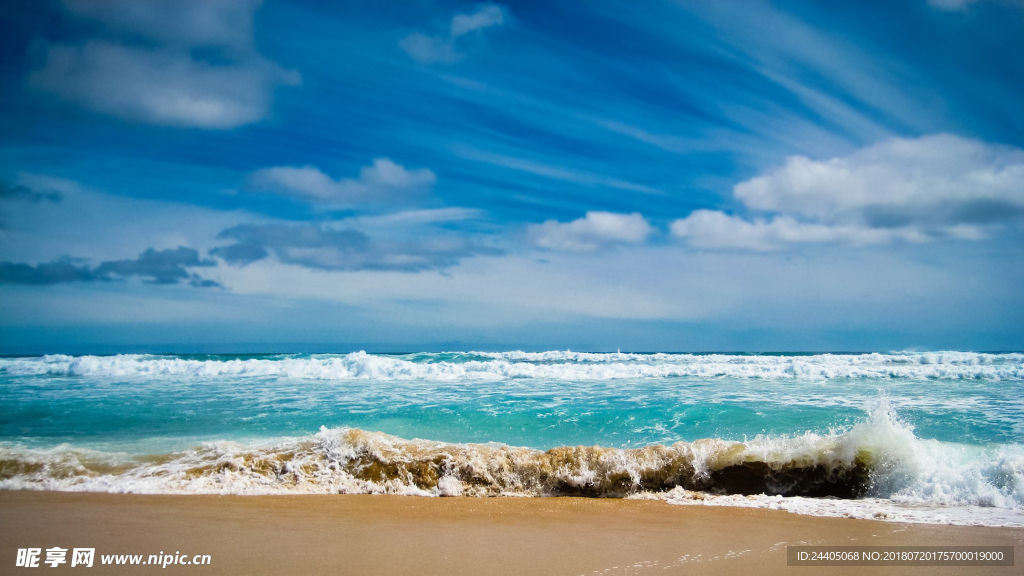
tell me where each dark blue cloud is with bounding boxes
[93,246,217,285]
[208,242,268,266]
[0,257,92,285]
[0,247,219,287]
[213,223,500,272]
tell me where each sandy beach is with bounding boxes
[1,491,1019,575]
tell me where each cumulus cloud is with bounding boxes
[400,4,507,64]
[672,134,1024,250]
[669,211,948,251]
[0,247,219,287]
[527,212,654,252]
[212,223,499,272]
[247,158,436,206]
[733,134,1024,225]
[29,0,299,129]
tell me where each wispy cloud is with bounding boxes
[455,147,662,195]
[353,207,485,227]
[400,4,507,64]
[682,2,932,138]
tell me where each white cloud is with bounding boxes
[248,158,436,206]
[59,0,259,51]
[450,5,506,37]
[354,207,485,227]
[527,212,654,252]
[672,134,1024,250]
[29,0,299,129]
[669,211,938,251]
[30,42,298,129]
[401,4,507,64]
[734,134,1024,223]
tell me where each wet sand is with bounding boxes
[0,491,1020,575]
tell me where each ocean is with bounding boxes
[1,351,1022,526]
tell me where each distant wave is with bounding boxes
[1,351,1022,381]
[1,405,1021,526]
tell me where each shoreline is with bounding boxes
[1,491,1020,575]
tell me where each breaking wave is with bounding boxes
[2,405,1021,526]
[1,351,1022,381]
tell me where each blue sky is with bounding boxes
[1,0,1023,353]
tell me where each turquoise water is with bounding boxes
[2,351,1021,450]
[1,351,1022,525]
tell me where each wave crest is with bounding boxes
[1,351,1021,381]
[2,405,1021,519]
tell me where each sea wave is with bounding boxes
[1,405,1021,526]
[1,351,1022,381]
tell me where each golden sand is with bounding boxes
[1,491,1020,575]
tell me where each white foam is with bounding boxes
[651,489,1024,527]
[1,351,1021,381]
[1,405,1021,526]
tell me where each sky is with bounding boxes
[1,0,1023,354]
